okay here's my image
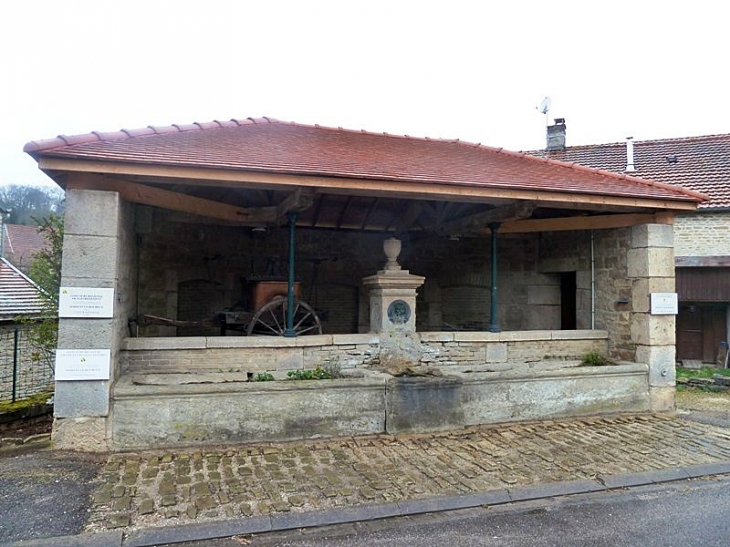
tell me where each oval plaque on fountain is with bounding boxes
[387,299,411,325]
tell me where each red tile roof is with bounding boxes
[2,224,48,273]
[0,258,46,321]
[24,118,705,206]
[528,134,730,209]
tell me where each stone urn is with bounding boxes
[383,237,402,270]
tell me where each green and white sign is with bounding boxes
[55,349,111,380]
[59,287,114,318]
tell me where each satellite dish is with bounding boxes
[538,97,551,114]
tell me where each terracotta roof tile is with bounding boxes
[24,118,705,205]
[528,134,730,209]
[2,224,48,273]
[0,258,46,321]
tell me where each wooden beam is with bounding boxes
[67,174,277,224]
[40,157,702,211]
[439,201,536,235]
[336,196,354,229]
[496,212,674,234]
[276,187,315,224]
[676,256,730,267]
[394,201,423,235]
[361,197,380,230]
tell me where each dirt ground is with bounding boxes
[676,388,730,412]
[0,412,52,439]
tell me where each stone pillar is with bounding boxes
[362,238,424,334]
[628,224,675,411]
[52,187,137,451]
[363,238,424,365]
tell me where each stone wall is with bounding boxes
[135,208,635,338]
[121,330,609,377]
[675,211,730,257]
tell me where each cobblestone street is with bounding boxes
[87,413,730,532]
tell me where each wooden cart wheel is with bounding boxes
[246,296,323,336]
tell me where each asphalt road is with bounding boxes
[173,475,730,547]
[0,449,102,543]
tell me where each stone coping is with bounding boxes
[114,373,389,397]
[113,362,644,398]
[121,330,609,351]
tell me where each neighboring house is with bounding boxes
[529,121,730,364]
[2,223,48,274]
[0,257,46,324]
[0,208,46,324]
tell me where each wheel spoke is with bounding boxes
[296,324,319,335]
[256,318,281,335]
[293,311,313,330]
[268,307,283,333]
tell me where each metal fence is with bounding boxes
[0,326,54,403]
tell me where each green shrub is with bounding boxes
[253,372,275,382]
[581,351,609,366]
[286,366,334,380]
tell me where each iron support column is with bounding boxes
[284,212,298,337]
[488,222,501,333]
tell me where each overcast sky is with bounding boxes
[2,0,729,189]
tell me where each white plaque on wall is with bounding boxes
[56,349,111,380]
[58,287,114,318]
[650,293,678,315]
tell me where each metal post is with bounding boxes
[284,212,298,337]
[488,222,501,333]
[12,327,19,402]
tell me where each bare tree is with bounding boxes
[0,185,64,225]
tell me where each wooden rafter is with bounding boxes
[394,201,424,235]
[310,194,325,227]
[336,196,354,229]
[361,197,380,230]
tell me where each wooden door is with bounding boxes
[702,305,727,363]
[677,304,702,361]
[677,304,728,363]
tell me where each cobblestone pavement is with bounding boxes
[86,414,730,532]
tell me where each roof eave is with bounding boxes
[37,156,702,212]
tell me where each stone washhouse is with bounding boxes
[24,118,706,451]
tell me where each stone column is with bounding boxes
[628,223,676,411]
[52,187,137,451]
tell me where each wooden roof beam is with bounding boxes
[276,187,315,225]
[67,174,277,225]
[439,201,536,236]
[496,212,675,234]
[394,201,424,236]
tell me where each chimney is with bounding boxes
[546,118,566,151]
[626,136,635,171]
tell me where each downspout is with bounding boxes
[488,222,501,333]
[284,212,298,337]
[590,230,596,330]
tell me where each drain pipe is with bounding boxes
[590,230,596,330]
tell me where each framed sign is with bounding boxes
[650,293,678,315]
[56,349,111,380]
[59,287,114,318]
